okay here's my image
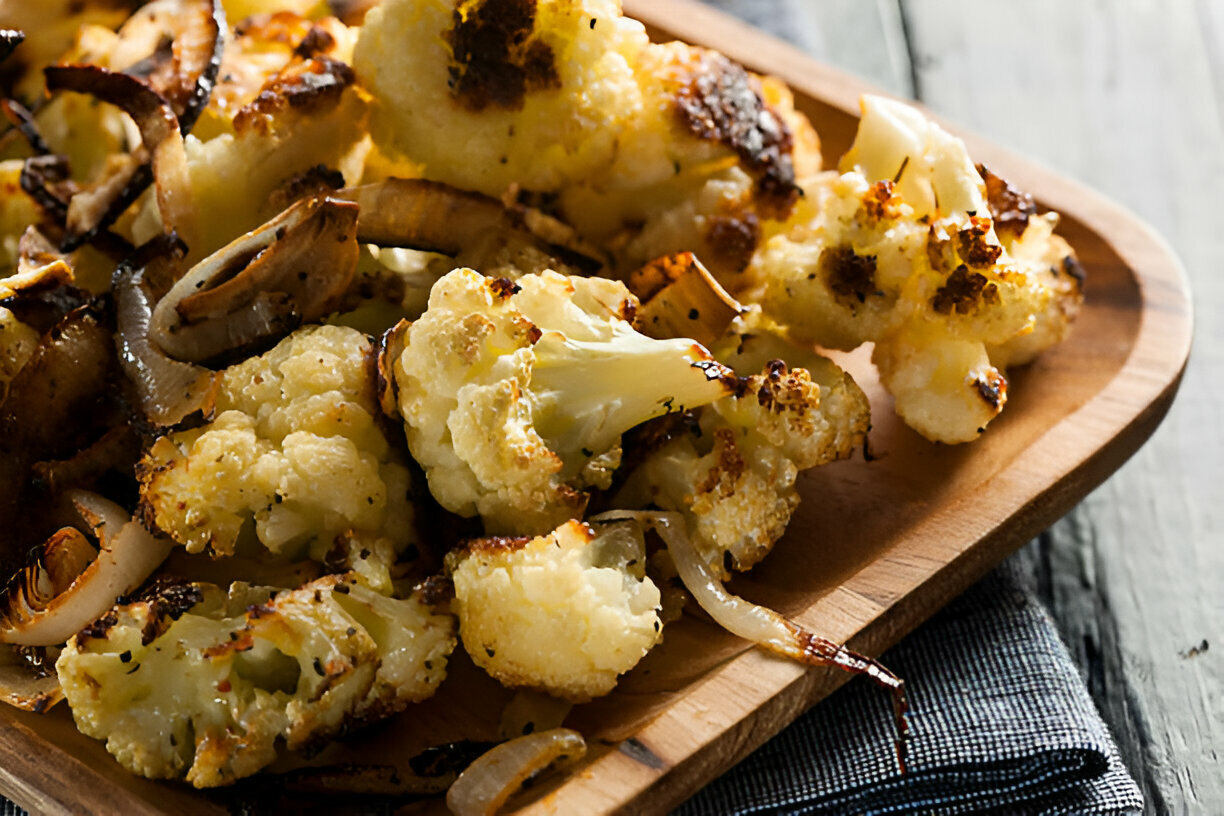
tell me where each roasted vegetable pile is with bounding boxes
[0,0,1081,806]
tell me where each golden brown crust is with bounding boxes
[671,50,798,219]
[931,265,1001,315]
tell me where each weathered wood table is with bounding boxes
[704,1,1222,812]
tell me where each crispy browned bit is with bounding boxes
[823,245,878,306]
[265,163,345,214]
[488,277,522,300]
[672,50,798,219]
[695,427,746,495]
[417,574,456,607]
[462,535,535,557]
[293,25,335,58]
[445,0,559,112]
[1062,254,1086,291]
[974,371,1008,411]
[233,56,355,135]
[957,215,1003,267]
[705,212,761,274]
[861,179,902,222]
[977,163,1037,240]
[932,264,999,315]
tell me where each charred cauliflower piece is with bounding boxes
[393,267,736,535]
[559,40,814,280]
[621,333,869,578]
[448,519,661,701]
[355,0,649,195]
[752,95,1082,443]
[56,575,455,787]
[355,0,815,282]
[139,325,416,592]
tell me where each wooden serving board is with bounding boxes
[0,2,1192,814]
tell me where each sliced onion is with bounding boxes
[0,493,174,647]
[592,510,911,774]
[107,0,225,135]
[31,425,141,497]
[0,255,73,300]
[337,178,607,272]
[113,250,217,427]
[149,195,358,363]
[373,319,410,418]
[44,64,196,251]
[627,252,743,348]
[446,728,587,816]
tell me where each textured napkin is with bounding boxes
[674,559,1143,815]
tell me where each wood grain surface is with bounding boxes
[700,1,1223,813]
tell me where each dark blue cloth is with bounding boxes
[674,561,1143,815]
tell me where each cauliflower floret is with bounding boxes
[448,519,661,701]
[620,333,870,578]
[139,325,416,592]
[55,574,455,787]
[751,95,1082,443]
[356,1,814,281]
[393,267,737,535]
[355,0,648,194]
[558,42,815,280]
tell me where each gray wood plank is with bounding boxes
[891,2,1223,812]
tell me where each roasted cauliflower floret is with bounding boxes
[448,519,661,701]
[393,267,736,535]
[751,95,1082,443]
[620,333,870,578]
[139,325,416,592]
[355,0,813,282]
[355,0,649,195]
[55,575,455,787]
[558,41,813,280]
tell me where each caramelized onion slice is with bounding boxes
[628,252,743,348]
[593,510,911,774]
[108,0,225,135]
[0,493,174,647]
[43,65,195,251]
[149,195,359,363]
[337,178,608,273]
[113,250,217,426]
[446,729,587,816]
